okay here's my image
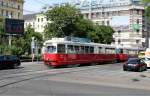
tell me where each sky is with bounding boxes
[23,0,70,14]
[23,0,130,26]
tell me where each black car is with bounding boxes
[123,58,147,72]
[0,55,21,69]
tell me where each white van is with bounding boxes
[144,48,150,68]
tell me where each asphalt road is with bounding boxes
[0,62,150,96]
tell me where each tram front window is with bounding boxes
[47,46,56,53]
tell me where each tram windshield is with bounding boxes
[47,46,56,53]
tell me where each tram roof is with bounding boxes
[44,38,116,48]
[44,37,144,50]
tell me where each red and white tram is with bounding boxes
[42,37,142,67]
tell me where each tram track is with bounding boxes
[0,64,107,89]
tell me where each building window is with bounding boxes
[41,18,43,22]
[1,1,3,6]
[85,13,89,19]
[107,21,109,26]
[107,12,109,16]
[136,40,139,44]
[136,19,140,24]
[1,10,4,16]
[6,11,9,17]
[96,12,99,18]
[102,12,105,17]
[46,18,49,21]
[118,39,121,44]
[10,12,13,18]
[102,21,104,25]
[118,30,121,34]
[18,12,20,19]
[18,5,20,10]
[137,10,140,15]
[38,18,40,22]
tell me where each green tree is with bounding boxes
[10,25,43,56]
[45,4,114,44]
[73,19,94,38]
[45,4,82,38]
[23,25,43,55]
[142,0,150,21]
[87,25,114,44]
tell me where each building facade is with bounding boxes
[24,13,49,33]
[0,0,24,19]
[24,0,147,48]
[73,0,146,48]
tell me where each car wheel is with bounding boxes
[13,63,18,69]
[123,67,127,71]
[138,68,142,72]
[144,66,147,71]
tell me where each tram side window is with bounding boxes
[128,50,136,55]
[111,48,115,54]
[123,49,128,54]
[99,47,103,53]
[47,46,56,53]
[105,48,115,54]
[115,48,123,54]
[120,49,123,53]
[57,44,66,53]
[80,46,85,54]
[67,45,75,53]
[85,46,89,53]
[75,46,80,53]
[90,46,94,53]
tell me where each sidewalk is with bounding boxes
[21,61,43,65]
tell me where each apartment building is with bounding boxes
[24,0,148,48]
[75,0,146,48]
[0,0,24,19]
[24,13,49,33]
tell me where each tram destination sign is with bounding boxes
[5,18,24,35]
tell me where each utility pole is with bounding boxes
[8,35,12,46]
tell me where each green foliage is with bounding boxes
[45,4,82,38]
[22,25,43,55]
[87,25,114,44]
[73,19,94,38]
[142,0,150,22]
[145,6,150,21]
[45,4,114,44]
[0,25,43,56]
[143,0,150,4]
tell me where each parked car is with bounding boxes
[142,57,150,68]
[123,58,147,72]
[0,55,21,69]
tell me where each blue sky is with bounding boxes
[24,0,70,14]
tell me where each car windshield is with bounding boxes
[127,59,139,64]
